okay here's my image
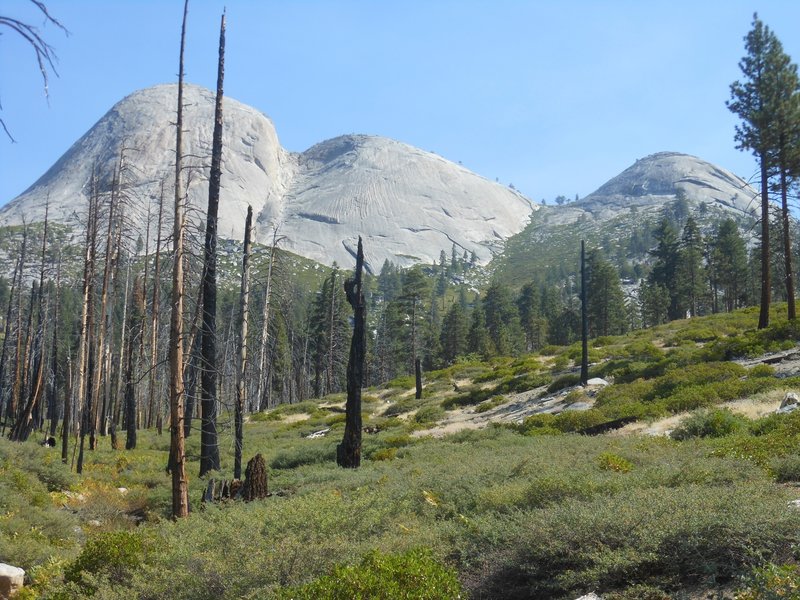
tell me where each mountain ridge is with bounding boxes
[0,84,534,271]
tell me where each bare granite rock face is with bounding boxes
[576,151,758,219]
[0,84,534,270]
[538,151,758,227]
[0,563,24,599]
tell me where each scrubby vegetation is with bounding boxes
[4,305,800,599]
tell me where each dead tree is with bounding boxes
[0,239,23,432]
[48,252,62,437]
[7,227,28,435]
[256,226,283,411]
[111,243,132,449]
[147,182,165,428]
[198,10,225,477]
[168,0,190,519]
[65,186,95,464]
[77,176,100,474]
[125,275,145,450]
[337,237,365,468]
[10,207,50,441]
[89,158,121,449]
[234,206,252,480]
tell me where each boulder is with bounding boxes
[575,593,602,600]
[586,378,609,387]
[0,563,25,599]
[778,392,799,414]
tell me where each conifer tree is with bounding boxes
[728,14,792,328]
[585,249,626,337]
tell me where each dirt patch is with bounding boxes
[613,390,788,437]
[281,413,311,424]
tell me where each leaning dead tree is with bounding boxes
[199,10,225,477]
[168,0,190,519]
[234,206,253,480]
[337,237,366,468]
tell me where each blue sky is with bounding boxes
[2,0,799,206]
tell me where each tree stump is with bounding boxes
[242,454,268,501]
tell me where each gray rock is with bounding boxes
[575,593,602,600]
[0,563,25,599]
[778,392,799,414]
[0,84,534,271]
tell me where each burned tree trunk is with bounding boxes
[234,206,253,480]
[147,183,165,429]
[7,228,29,435]
[125,276,145,450]
[198,10,225,477]
[0,241,23,432]
[11,203,51,441]
[242,453,268,501]
[256,227,281,411]
[168,0,190,519]
[414,358,422,400]
[337,237,365,469]
[48,253,62,438]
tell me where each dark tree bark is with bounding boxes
[242,453,268,501]
[7,227,29,436]
[0,239,23,432]
[199,10,225,477]
[147,182,166,428]
[48,253,62,438]
[168,0,190,519]
[77,181,99,473]
[414,358,422,399]
[758,156,770,329]
[125,276,145,450]
[234,206,253,480]
[337,237,365,469]
[779,134,796,320]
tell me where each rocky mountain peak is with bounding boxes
[0,84,535,270]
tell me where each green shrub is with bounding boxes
[604,584,671,600]
[736,563,800,600]
[384,398,424,417]
[325,413,347,426]
[597,452,633,473]
[475,395,508,413]
[749,412,787,436]
[370,448,397,462]
[469,482,800,598]
[547,373,581,393]
[270,442,337,469]
[441,387,493,409]
[65,531,145,590]
[414,405,445,425]
[249,411,276,422]
[274,548,463,599]
[750,363,776,378]
[771,454,800,482]
[552,409,607,433]
[386,375,415,389]
[671,408,748,440]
